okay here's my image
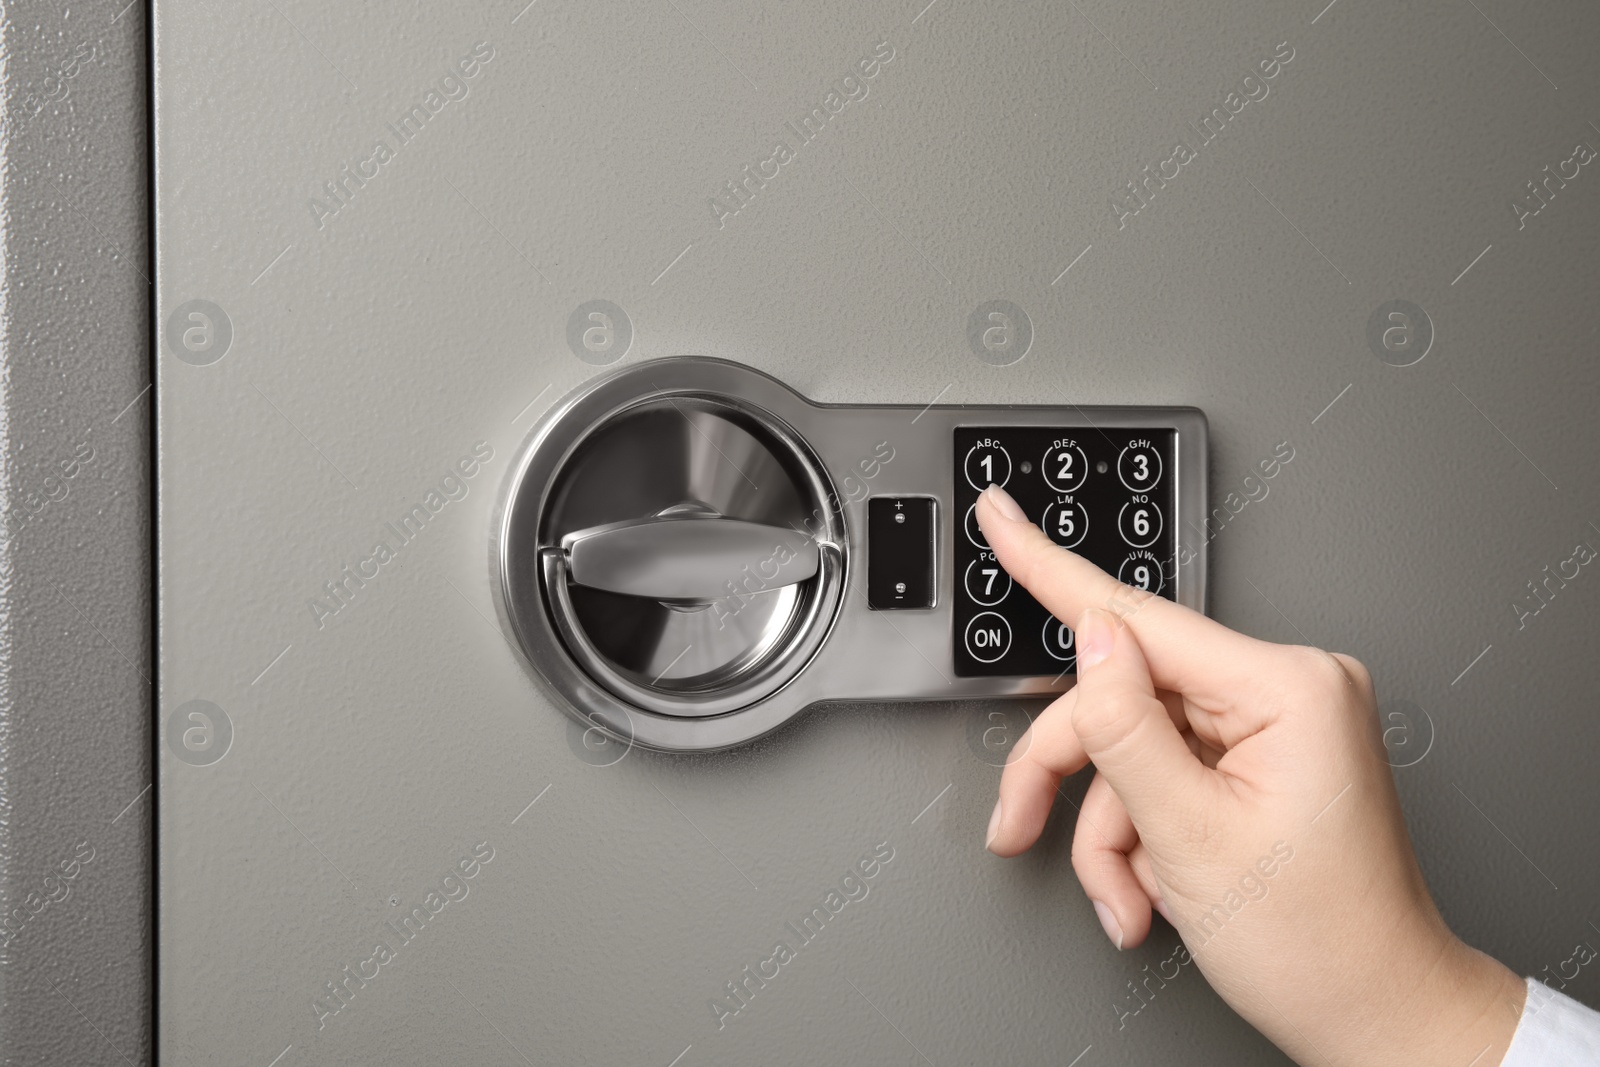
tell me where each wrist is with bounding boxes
[1363,929,1525,1067]
[1416,940,1525,1067]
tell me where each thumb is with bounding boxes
[1072,608,1211,827]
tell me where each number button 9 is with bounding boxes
[1117,552,1165,595]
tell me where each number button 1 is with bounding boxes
[964,558,1012,606]
[963,442,1012,490]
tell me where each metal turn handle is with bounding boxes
[561,514,819,601]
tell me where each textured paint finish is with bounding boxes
[0,4,151,1066]
[156,2,1599,1065]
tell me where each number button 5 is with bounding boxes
[1041,500,1088,549]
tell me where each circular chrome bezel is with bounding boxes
[493,358,848,753]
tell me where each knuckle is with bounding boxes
[1286,645,1349,696]
[1072,690,1152,753]
[1070,838,1116,887]
[1331,652,1373,693]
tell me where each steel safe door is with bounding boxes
[157,2,1600,1065]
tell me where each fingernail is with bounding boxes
[1092,899,1124,950]
[1154,898,1174,926]
[985,799,1003,852]
[982,484,1027,523]
[1076,608,1114,669]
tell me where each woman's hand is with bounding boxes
[976,484,1525,1067]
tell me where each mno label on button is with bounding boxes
[965,612,1012,663]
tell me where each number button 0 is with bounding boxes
[1117,499,1162,549]
[964,558,1012,606]
[1042,618,1075,663]
[1117,443,1163,492]
[1041,444,1087,493]
[1117,551,1165,595]
[964,442,1012,490]
[1041,500,1088,549]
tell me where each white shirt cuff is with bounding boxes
[1501,977,1600,1066]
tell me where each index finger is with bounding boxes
[976,485,1273,702]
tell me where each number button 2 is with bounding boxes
[1041,443,1087,493]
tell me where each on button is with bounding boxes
[964,612,1012,663]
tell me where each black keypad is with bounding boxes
[953,428,1177,677]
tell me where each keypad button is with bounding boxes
[964,503,991,549]
[964,558,1012,606]
[963,441,1012,490]
[1118,551,1165,595]
[964,612,1012,663]
[1118,441,1163,492]
[1040,500,1088,549]
[1117,499,1162,549]
[1042,617,1075,663]
[1041,443,1087,493]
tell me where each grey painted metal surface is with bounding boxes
[153,2,1600,1066]
[0,4,151,1067]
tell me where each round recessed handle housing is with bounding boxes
[495,359,848,752]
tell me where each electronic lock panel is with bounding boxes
[497,357,1207,752]
[952,428,1176,676]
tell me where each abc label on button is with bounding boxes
[965,612,1012,663]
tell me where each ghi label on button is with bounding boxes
[964,612,1012,663]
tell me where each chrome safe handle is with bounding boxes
[561,515,819,601]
